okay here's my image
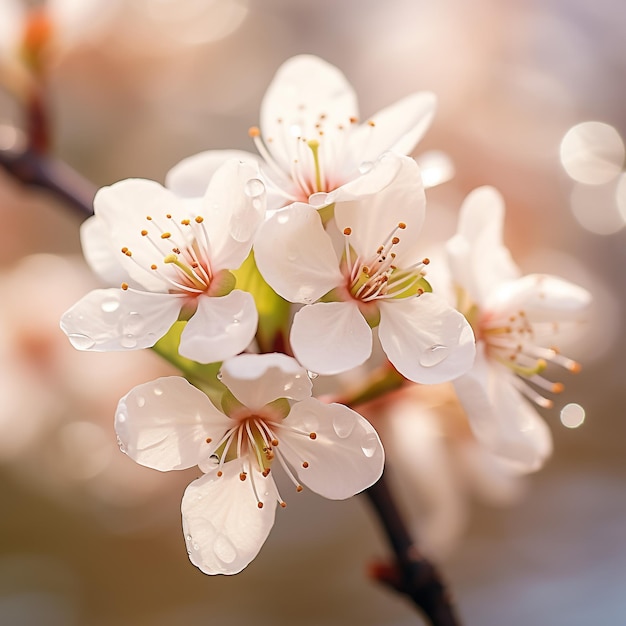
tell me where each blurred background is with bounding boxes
[0,0,624,624]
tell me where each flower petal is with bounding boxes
[179,291,258,364]
[165,150,261,197]
[182,461,278,575]
[378,294,476,383]
[333,154,426,267]
[80,216,130,286]
[61,288,182,352]
[486,274,592,324]
[201,159,266,268]
[290,301,372,375]
[260,55,358,170]
[446,186,520,303]
[254,203,343,303]
[278,398,384,499]
[219,353,312,410]
[115,376,231,471]
[348,92,437,163]
[453,346,552,472]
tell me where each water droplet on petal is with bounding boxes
[213,534,237,564]
[309,191,329,207]
[333,410,357,438]
[68,333,96,350]
[361,433,379,458]
[185,534,192,541]
[307,370,319,380]
[419,344,450,367]
[101,296,120,313]
[122,311,144,335]
[244,178,265,198]
[136,395,145,408]
[117,412,127,423]
[216,371,223,381]
[359,161,374,174]
[153,387,163,396]
[116,435,127,454]
[121,334,137,349]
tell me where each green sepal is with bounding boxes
[233,250,290,353]
[151,321,225,408]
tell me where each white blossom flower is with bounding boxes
[115,353,385,575]
[61,159,265,364]
[165,54,438,209]
[254,154,476,382]
[446,186,591,471]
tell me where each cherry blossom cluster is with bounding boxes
[60,55,591,574]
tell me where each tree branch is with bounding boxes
[364,470,462,626]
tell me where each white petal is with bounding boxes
[201,159,266,268]
[278,398,384,499]
[486,274,592,323]
[446,186,520,303]
[378,294,476,384]
[179,291,258,364]
[220,353,312,410]
[416,150,455,189]
[254,203,343,303]
[260,55,358,170]
[290,302,372,375]
[93,179,188,292]
[182,461,278,575]
[453,347,552,472]
[115,376,231,471]
[80,216,130,286]
[348,92,437,163]
[60,288,182,352]
[165,150,261,197]
[334,154,426,267]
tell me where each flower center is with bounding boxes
[119,213,234,298]
[207,399,319,509]
[458,288,581,409]
[248,113,376,203]
[337,223,430,323]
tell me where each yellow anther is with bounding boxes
[296,485,303,492]
[391,236,400,245]
[302,461,309,468]
[248,126,261,137]
[398,222,406,229]
[195,216,204,223]
[205,437,212,444]
[141,230,148,236]
[150,264,157,270]
[239,472,247,481]
[309,432,317,440]
[160,232,171,239]
[343,227,352,235]
[368,120,376,127]
[121,283,129,290]
[181,219,190,226]
[257,502,264,509]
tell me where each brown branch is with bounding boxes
[364,469,462,626]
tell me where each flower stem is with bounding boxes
[364,469,462,626]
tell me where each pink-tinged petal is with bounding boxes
[220,353,312,410]
[80,216,130,286]
[260,55,358,170]
[278,398,384,499]
[486,274,592,323]
[201,159,266,268]
[446,187,520,303]
[182,461,278,575]
[165,150,261,197]
[115,376,231,471]
[179,291,257,364]
[453,346,552,472]
[290,301,372,375]
[378,294,476,384]
[254,203,343,303]
[334,154,426,267]
[61,288,182,352]
[348,92,437,163]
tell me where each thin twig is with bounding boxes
[364,470,462,626]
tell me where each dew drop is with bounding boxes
[136,395,146,408]
[307,370,319,380]
[360,432,379,458]
[121,334,137,349]
[244,178,265,198]
[359,161,374,174]
[68,333,96,350]
[216,371,223,381]
[213,534,237,564]
[117,412,127,423]
[419,344,450,367]
[185,534,192,541]
[333,410,357,438]
[122,311,144,335]
[309,191,329,207]
[101,297,120,313]
[153,386,163,396]
[116,435,127,454]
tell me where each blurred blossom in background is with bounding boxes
[0,1,625,625]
